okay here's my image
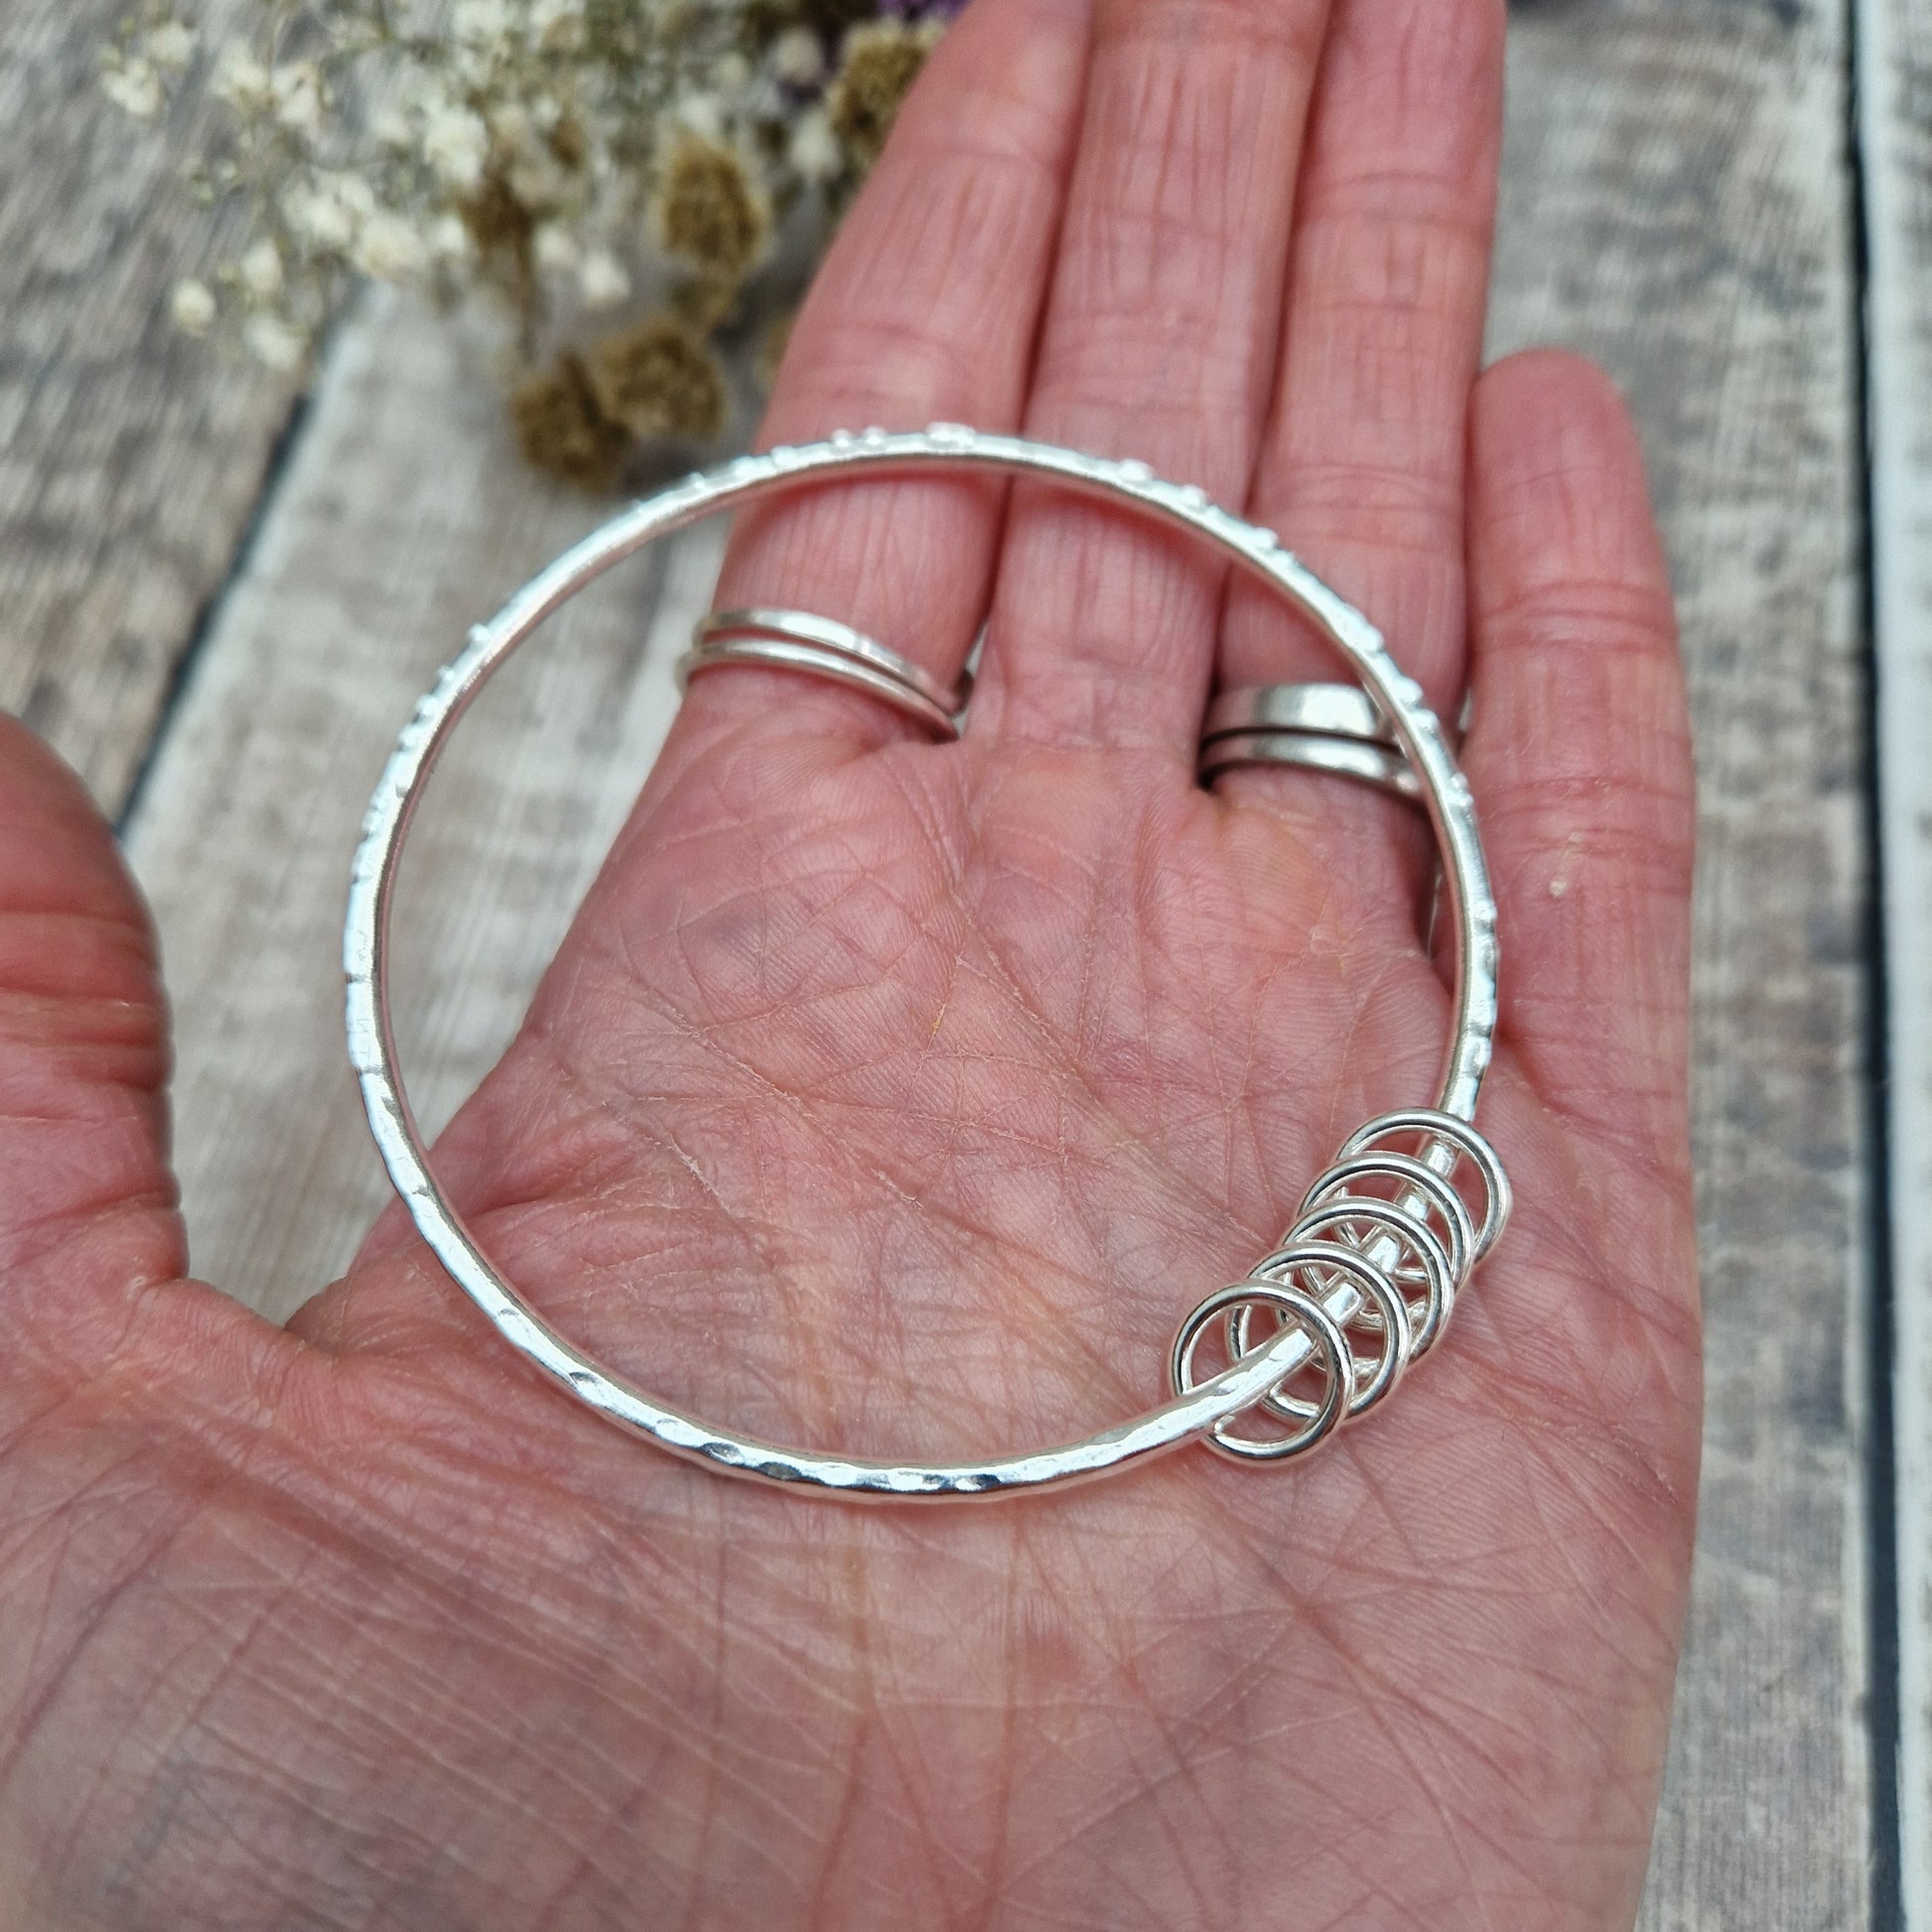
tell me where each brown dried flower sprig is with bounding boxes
[105,0,950,486]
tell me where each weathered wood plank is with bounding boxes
[1493,7,1874,1925]
[118,0,1874,1920]
[0,0,300,812]
[1860,0,1930,1916]
[123,291,716,1320]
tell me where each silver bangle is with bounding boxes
[345,424,1506,1500]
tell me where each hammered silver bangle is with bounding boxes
[345,425,1507,1500]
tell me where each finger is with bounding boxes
[676,0,1091,757]
[973,0,1332,758]
[0,717,270,1435]
[1212,0,1503,869]
[1459,350,1693,1159]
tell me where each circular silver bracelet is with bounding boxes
[345,425,1507,1500]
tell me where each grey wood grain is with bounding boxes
[123,291,717,1320]
[110,0,1876,1922]
[1861,0,1930,1916]
[0,0,301,813]
[1494,7,1875,1925]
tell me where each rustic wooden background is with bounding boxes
[3,0,1922,1921]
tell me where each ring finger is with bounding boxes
[1213,0,1505,876]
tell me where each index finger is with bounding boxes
[671,0,1092,762]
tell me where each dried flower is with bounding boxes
[101,57,163,120]
[652,134,769,283]
[170,278,216,336]
[238,238,285,300]
[787,107,841,185]
[454,0,515,47]
[423,103,489,191]
[283,174,370,254]
[105,0,956,485]
[826,19,935,171]
[427,212,474,264]
[512,352,631,487]
[460,169,536,287]
[271,62,325,137]
[243,312,307,371]
[354,211,428,283]
[145,21,194,72]
[529,0,585,52]
[589,315,728,443]
[769,27,826,88]
[210,41,272,113]
[371,104,414,150]
[578,247,630,311]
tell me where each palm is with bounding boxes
[0,0,1699,1926]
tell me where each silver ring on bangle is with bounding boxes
[680,607,970,740]
[345,423,1507,1500]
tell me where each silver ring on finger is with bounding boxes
[679,607,970,740]
[1200,680,1439,802]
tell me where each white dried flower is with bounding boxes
[243,312,306,371]
[422,103,488,190]
[788,108,842,185]
[170,278,216,336]
[271,62,324,135]
[671,92,727,143]
[101,57,163,120]
[488,100,536,156]
[529,0,584,50]
[144,21,195,72]
[428,211,473,263]
[769,27,825,88]
[371,104,414,149]
[210,41,272,112]
[238,237,284,299]
[577,247,629,312]
[282,176,364,252]
[453,0,512,45]
[711,52,753,95]
[354,210,427,281]
[508,153,569,210]
[532,223,578,275]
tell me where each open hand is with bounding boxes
[0,0,1699,1923]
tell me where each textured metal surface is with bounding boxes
[345,425,1506,1498]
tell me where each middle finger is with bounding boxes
[972,0,1335,759]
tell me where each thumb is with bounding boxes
[0,714,189,1417]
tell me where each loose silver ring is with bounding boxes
[345,425,1507,1500]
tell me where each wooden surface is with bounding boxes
[1863,0,1930,1916]
[124,291,715,1316]
[3,0,1910,1921]
[0,0,302,814]
[1496,7,1879,1924]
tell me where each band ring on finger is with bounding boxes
[679,607,971,741]
[1196,681,1474,803]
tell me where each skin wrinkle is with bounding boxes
[514,975,1170,1433]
